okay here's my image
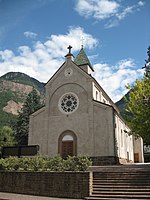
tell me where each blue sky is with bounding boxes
[0,0,149,101]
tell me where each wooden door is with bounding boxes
[62,141,73,159]
[134,153,139,163]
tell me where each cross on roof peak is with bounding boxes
[81,37,84,48]
[67,45,72,54]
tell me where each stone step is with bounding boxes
[93,185,150,189]
[85,197,149,200]
[94,172,150,176]
[93,176,150,180]
[94,172,150,174]
[93,183,150,187]
[94,177,150,180]
[93,187,150,192]
[85,197,150,200]
[90,164,150,173]
[92,191,150,195]
[93,182,150,186]
[94,172,150,178]
[85,194,150,199]
[88,164,150,200]
[85,198,141,200]
[93,180,150,184]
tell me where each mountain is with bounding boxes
[0,72,45,127]
[115,92,129,117]
[0,72,45,94]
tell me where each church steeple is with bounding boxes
[74,46,94,73]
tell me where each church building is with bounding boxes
[29,46,144,165]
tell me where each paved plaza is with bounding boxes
[0,193,81,200]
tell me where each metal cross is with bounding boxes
[67,45,72,54]
[81,37,85,48]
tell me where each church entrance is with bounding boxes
[58,131,77,159]
[62,140,73,159]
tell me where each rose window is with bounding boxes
[59,93,79,114]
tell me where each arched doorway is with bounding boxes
[58,131,77,159]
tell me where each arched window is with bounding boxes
[62,135,73,141]
[96,91,98,100]
[121,129,124,147]
[58,131,77,159]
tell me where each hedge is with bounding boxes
[0,155,92,171]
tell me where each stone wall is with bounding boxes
[0,171,92,199]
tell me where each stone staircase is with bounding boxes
[86,164,150,200]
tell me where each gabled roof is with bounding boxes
[74,46,94,71]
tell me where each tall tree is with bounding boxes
[15,88,42,145]
[0,126,15,153]
[143,46,150,77]
[125,46,150,143]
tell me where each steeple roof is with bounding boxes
[74,46,94,71]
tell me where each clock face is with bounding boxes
[58,93,79,114]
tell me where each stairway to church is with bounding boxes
[86,164,150,200]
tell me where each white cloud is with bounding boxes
[0,26,98,82]
[44,26,98,58]
[75,0,119,20]
[94,59,144,102]
[0,26,144,102]
[115,1,145,22]
[24,31,37,39]
[75,0,145,28]
[0,49,14,60]
[138,1,145,6]
[116,59,135,69]
[116,6,135,21]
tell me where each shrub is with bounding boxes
[18,157,31,171]
[28,156,45,171]
[0,158,5,170]
[73,155,92,171]
[44,156,65,171]
[0,157,20,171]
[64,155,92,171]
[0,155,92,171]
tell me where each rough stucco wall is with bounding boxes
[44,60,95,157]
[29,59,95,157]
[133,137,144,163]
[29,108,48,155]
[115,115,134,162]
[47,82,94,157]
[93,102,115,157]
[28,58,118,158]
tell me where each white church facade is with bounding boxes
[29,46,144,165]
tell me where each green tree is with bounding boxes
[0,126,15,153]
[125,47,150,143]
[143,46,150,77]
[15,88,42,145]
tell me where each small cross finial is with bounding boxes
[67,45,72,54]
[81,37,85,48]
